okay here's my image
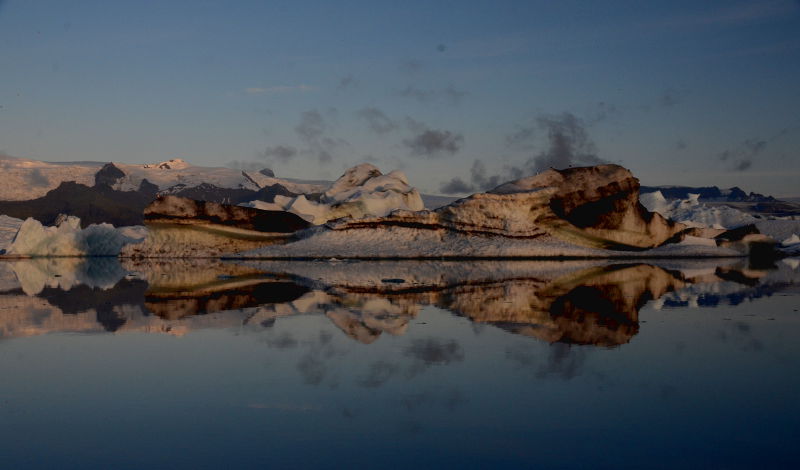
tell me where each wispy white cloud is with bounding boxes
[245,85,318,95]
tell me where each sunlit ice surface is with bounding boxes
[0,258,798,469]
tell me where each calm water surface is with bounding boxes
[0,258,798,469]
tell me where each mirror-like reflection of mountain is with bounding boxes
[2,257,800,469]
[1,257,797,346]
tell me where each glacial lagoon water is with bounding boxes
[0,257,798,469]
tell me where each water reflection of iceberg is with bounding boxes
[2,257,128,295]
[0,258,797,345]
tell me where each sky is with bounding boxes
[1,0,799,196]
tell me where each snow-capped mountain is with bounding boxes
[0,156,434,229]
[0,155,263,201]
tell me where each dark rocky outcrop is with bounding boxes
[138,178,159,197]
[145,280,309,320]
[0,162,299,226]
[640,185,776,202]
[144,195,311,233]
[94,163,125,186]
[168,182,298,205]
[330,164,687,251]
[0,181,155,227]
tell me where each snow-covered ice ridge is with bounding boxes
[241,163,424,224]
[4,160,799,259]
[639,191,800,255]
[640,191,758,229]
[121,163,785,259]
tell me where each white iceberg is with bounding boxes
[640,191,757,229]
[6,216,144,257]
[241,163,424,225]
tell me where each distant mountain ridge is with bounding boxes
[0,160,305,226]
[639,185,776,202]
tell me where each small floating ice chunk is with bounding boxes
[781,234,800,246]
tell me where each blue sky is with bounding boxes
[1,0,799,195]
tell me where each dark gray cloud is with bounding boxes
[536,343,587,380]
[718,137,768,172]
[336,75,358,91]
[403,338,464,365]
[404,128,464,158]
[441,112,607,194]
[295,110,325,143]
[356,107,398,134]
[716,126,798,171]
[357,360,400,388]
[676,139,688,150]
[226,160,272,172]
[404,117,427,133]
[468,160,505,190]
[265,332,298,349]
[285,109,349,165]
[297,352,325,385]
[261,145,298,163]
[439,159,508,194]
[505,343,588,381]
[505,126,536,148]
[439,176,474,194]
[398,85,467,105]
[527,112,607,172]
[26,168,49,188]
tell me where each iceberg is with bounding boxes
[121,164,781,259]
[241,163,424,225]
[640,190,757,229]
[6,216,144,257]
